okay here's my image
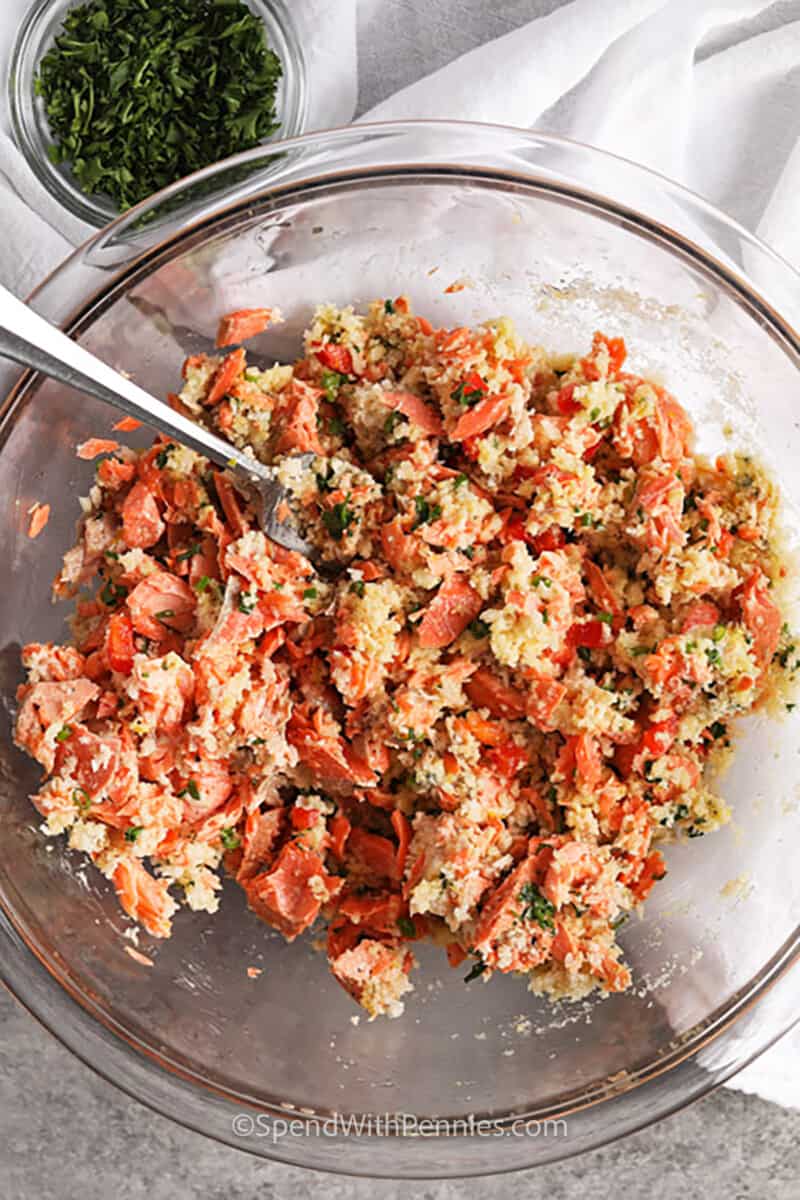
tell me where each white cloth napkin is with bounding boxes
[2,0,800,1107]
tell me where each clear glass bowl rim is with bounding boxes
[2,119,800,1177]
[8,0,309,229]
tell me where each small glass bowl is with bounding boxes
[8,0,308,229]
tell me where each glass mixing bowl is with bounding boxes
[1,122,800,1178]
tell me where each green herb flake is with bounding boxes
[155,444,176,470]
[320,370,346,403]
[412,495,442,528]
[194,575,211,593]
[35,0,283,212]
[176,542,201,562]
[468,619,490,639]
[451,380,484,407]
[384,299,396,315]
[56,725,73,743]
[72,787,91,811]
[464,958,487,983]
[349,580,366,598]
[154,608,175,621]
[322,501,354,541]
[124,825,143,843]
[303,587,318,600]
[397,915,416,938]
[596,611,614,624]
[220,826,241,851]
[518,882,555,931]
[453,473,469,489]
[100,580,127,606]
[708,720,727,739]
[179,780,200,800]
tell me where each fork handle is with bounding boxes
[0,282,271,483]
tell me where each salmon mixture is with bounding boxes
[14,298,796,1020]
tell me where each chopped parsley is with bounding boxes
[708,721,727,740]
[349,580,366,598]
[322,501,354,541]
[412,496,442,528]
[237,593,257,614]
[179,780,200,800]
[55,725,72,743]
[220,827,241,851]
[397,915,416,938]
[451,379,484,407]
[384,299,396,314]
[464,958,487,983]
[176,542,201,562]
[194,575,211,593]
[100,580,127,606]
[72,787,91,811]
[154,608,175,620]
[321,370,346,403]
[518,882,555,931]
[469,619,490,638]
[155,443,176,470]
[596,611,614,624]
[35,0,282,211]
[453,473,469,488]
[124,826,143,843]
[303,587,318,600]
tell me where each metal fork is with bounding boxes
[0,282,328,572]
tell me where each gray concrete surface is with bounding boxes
[2,987,799,1198]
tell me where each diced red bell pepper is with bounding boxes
[106,611,135,675]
